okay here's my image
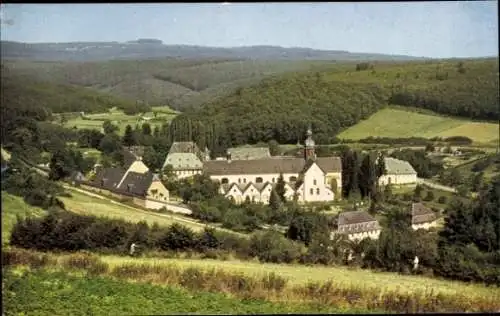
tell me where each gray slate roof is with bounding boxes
[169,142,202,156]
[89,167,157,198]
[337,211,380,234]
[204,157,341,176]
[384,157,417,175]
[338,211,378,226]
[92,167,126,191]
[227,147,271,160]
[411,203,437,224]
[116,171,155,197]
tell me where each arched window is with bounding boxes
[310,188,314,195]
[313,179,317,185]
[256,177,263,183]
[316,188,320,195]
[221,178,229,184]
[238,178,241,183]
[289,176,297,182]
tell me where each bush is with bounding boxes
[61,251,109,275]
[158,223,196,251]
[423,191,435,201]
[437,196,448,204]
[2,248,51,269]
[249,230,303,264]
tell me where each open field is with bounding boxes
[4,247,498,313]
[1,193,46,245]
[3,268,361,315]
[60,188,246,237]
[338,107,499,143]
[59,107,178,135]
[98,255,499,300]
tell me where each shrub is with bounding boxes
[61,251,109,275]
[437,196,448,204]
[249,230,302,264]
[261,272,288,292]
[158,223,196,251]
[1,248,51,269]
[423,191,435,201]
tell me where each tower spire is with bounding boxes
[304,126,316,160]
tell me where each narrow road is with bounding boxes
[63,185,248,238]
[17,156,246,237]
[417,178,456,193]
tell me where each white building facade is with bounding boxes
[205,128,342,204]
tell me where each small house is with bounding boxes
[379,157,418,186]
[334,210,381,241]
[411,202,438,230]
[162,141,209,179]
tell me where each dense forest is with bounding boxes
[164,58,499,151]
[1,59,338,110]
[0,71,148,115]
[174,72,388,154]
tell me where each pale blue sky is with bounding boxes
[0,2,498,58]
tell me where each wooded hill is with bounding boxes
[171,58,499,151]
[0,70,145,116]
[1,59,343,111]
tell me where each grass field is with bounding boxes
[60,107,178,135]
[98,255,498,300]
[1,193,46,245]
[338,107,499,143]
[60,188,246,237]
[3,268,364,315]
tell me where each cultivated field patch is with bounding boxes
[338,108,499,143]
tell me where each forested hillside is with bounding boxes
[2,59,340,110]
[173,72,388,154]
[324,58,499,120]
[0,70,144,115]
[169,58,498,152]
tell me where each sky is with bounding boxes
[0,2,498,58]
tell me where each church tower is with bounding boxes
[303,126,316,161]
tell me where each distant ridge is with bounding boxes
[0,40,430,62]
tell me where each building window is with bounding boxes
[272,178,275,183]
[289,176,297,182]
[316,188,320,195]
[243,178,247,183]
[221,178,229,184]
[313,179,317,185]
[238,178,241,183]
[256,177,263,183]
[310,188,313,195]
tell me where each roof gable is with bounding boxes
[164,152,203,170]
[411,203,437,224]
[227,147,271,160]
[338,211,377,226]
[117,171,154,196]
[385,157,417,175]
